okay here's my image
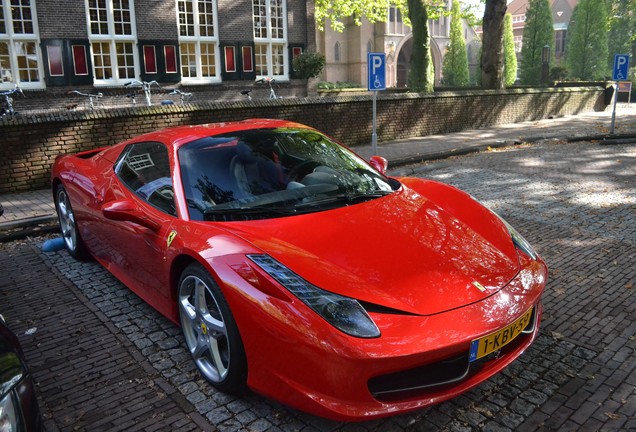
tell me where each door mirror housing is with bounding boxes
[369,156,388,175]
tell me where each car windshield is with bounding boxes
[178,127,400,221]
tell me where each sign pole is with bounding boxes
[367,52,386,155]
[611,54,631,135]
[611,82,618,135]
[372,91,377,155]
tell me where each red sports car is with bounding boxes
[51,119,547,421]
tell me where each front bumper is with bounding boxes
[217,254,547,421]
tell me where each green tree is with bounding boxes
[605,0,636,70]
[480,0,507,89]
[292,51,326,79]
[566,0,609,80]
[519,0,554,85]
[442,0,470,86]
[503,13,518,86]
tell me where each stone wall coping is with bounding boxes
[1,86,605,127]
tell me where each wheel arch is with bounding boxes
[169,253,210,321]
[52,177,62,205]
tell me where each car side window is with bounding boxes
[115,141,176,216]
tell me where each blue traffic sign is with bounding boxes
[613,54,630,81]
[368,53,386,91]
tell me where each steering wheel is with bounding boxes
[288,160,320,182]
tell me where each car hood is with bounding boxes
[224,179,520,316]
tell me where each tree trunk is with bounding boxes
[481,0,507,89]
[407,0,434,92]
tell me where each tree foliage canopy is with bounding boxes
[519,0,554,85]
[604,0,636,70]
[566,0,609,80]
[503,13,518,87]
[442,0,470,86]
[314,0,455,31]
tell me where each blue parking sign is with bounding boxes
[613,54,630,81]
[368,53,386,91]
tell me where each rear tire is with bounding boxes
[178,263,248,394]
[55,185,89,260]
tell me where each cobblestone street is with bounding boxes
[1,140,635,431]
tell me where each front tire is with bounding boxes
[178,263,247,394]
[55,185,89,260]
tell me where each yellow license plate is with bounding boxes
[469,307,533,362]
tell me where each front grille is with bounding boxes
[368,307,537,401]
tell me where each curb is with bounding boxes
[0,216,58,243]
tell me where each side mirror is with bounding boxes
[102,200,161,232]
[369,156,388,175]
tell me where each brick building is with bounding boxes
[0,0,312,95]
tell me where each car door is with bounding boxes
[94,141,178,312]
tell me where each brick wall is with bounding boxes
[0,87,606,193]
[36,0,88,39]
[135,0,178,41]
[217,0,256,41]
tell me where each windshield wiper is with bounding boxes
[293,190,393,209]
[204,204,297,221]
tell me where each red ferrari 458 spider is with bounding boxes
[51,119,547,421]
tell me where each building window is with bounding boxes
[555,30,566,59]
[72,45,89,75]
[86,0,138,84]
[0,0,44,88]
[334,42,340,63]
[252,0,287,79]
[513,15,525,23]
[177,0,220,83]
[514,35,523,53]
[387,6,405,35]
[242,46,253,72]
[164,45,178,73]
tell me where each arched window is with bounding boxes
[387,5,405,35]
[334,42,340,63]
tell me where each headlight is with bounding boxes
[0,392,20,432]
[500,219,538,260]
[248,255,381,338]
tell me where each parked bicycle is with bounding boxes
[241,77,280,101]
[68,90,105,111]
[1,84,24,117]
[168,89,193,105]
[124,80,161,106]
[240,88,253,101]
[256,77,279,99]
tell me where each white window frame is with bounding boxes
[0,0,45,89]
[252,0,288,80]
[177,0,221,84]
[386,5,405,36]
[85,0,140,86]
